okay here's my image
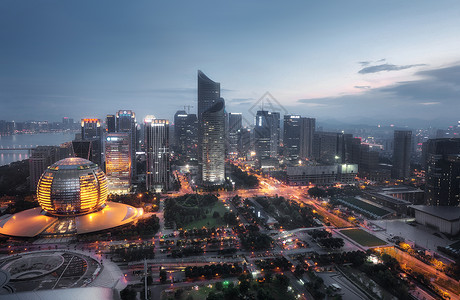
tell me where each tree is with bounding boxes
[207,291,224,300]
[160,269,167,283]
[213,211,220,218]
[215,281,223,291]
[120,287,137,300]
[308,187,326,198]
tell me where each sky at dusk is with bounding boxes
[1,0,460,127]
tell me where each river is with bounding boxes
[0,132,77,166]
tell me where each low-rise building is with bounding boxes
[411,205,460,235]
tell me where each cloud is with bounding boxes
[418,102,440,105]
[115,87,195,95]
[295,64,460,125]
[354,85,371,89]
[358,63,426,74]
[359,61,370,66]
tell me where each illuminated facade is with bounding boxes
[37,157,107,216]
[145,117,170,192]
[115,110,137,177]
[228,113,242,155]
[202,98,226,184]
[198,70,221,183]
[81,118,101,139]
[105,133,131,194]
[0,157,142,238]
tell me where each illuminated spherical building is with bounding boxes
[0,158,142,238]
[37,158,108,216]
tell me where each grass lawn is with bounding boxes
[183,200,229,230]
[341,228,387,247]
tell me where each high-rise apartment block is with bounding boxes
[392,130,412,179]
[299,117,316,159]
[424,138,460,206]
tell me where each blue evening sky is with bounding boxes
[1,0,460,127]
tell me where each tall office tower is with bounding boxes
[424,138,460,206]
[269,112,280,157]
[299,117,316,159]
[202,98,226,184]
[197,70,225,184]
[29,146,59,191]
[392,130,412,179]
[312,132,345,164]
[237,128,251,158]
[173,112,199,161]
[228,113,243,155]
[253,111,280,160]
[81,119,101,139]
[185,114,198,160]
[144,117,170,192]
[105,133,131,194]
[174,110,198,159]
[76,118,103,166]
[254,110,272,160]
[116,110,137,177]
[284,115,302,159]
[106,115,116,133]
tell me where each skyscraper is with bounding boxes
[197,70,225,184]
[116,110,137,177]
[105,133,131,194]
[106,114,116,133]
[81,118,102,139]
[174,110,198,160]
[228,113,242,155]
[392,130,412,179]
[237,128,251,158]
[202,98,226,184]
[72,119,104,167]
[269,112,280,158]
[254,110,272,160]
[312,132,346,164]
[29,146,59,191]
[284,115,302,159]
[424,138,460,206]
[145,117,170,192]
[299,117,316,159]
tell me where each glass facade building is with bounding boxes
[105,133,131,194]
[37,157,108,216]
[145,117,170,192]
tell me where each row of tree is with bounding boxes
[184,263,243,279]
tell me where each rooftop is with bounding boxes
[411,205,460,221]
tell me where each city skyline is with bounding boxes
[1,1,460,127]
